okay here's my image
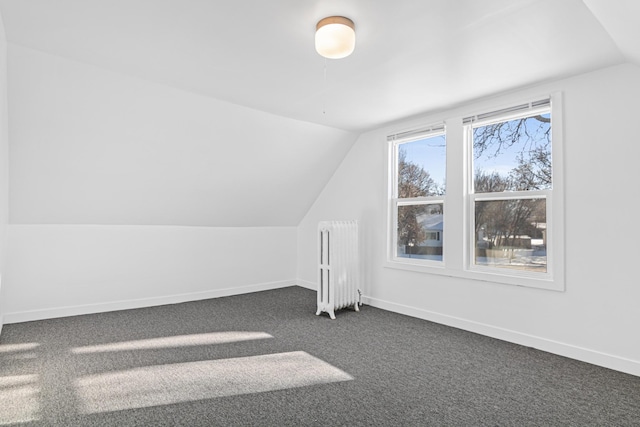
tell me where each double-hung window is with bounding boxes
[387,95,564,291]
[466,99,553,278]
[388,124,446,265]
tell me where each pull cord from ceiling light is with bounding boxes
[315,16,355,116]
[323,58,327,115]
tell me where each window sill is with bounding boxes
[384,259,564,292]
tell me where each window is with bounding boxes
[386,95,564,291]
[389,125,446,264]
[426,231,441,241]
[468,100,552,276]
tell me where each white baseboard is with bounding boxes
[362,295,640,378]
[3,280,297,324]
[296,279,316,291]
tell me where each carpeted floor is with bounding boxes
[1,286,639,426]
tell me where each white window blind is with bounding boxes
[463,98,550,125]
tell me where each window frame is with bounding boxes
[466,104,553,280]
[387,125,446,268]
[385,93,565,292]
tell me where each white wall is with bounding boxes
[297,63,640,376]
[0,12,8,332]
[3,225,296,322]
[1,44,356,322]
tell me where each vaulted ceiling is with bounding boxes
[0,0,637,132]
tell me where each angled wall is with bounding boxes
[8,45,356,227]
[1,44,357,322]
[297,63,640,376]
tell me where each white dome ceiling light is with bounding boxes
[315,16,355,59]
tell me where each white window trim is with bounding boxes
[387,124,446,269]
[385,93,565,292]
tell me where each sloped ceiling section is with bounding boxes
[8,45,357,227]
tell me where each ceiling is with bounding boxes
[0,0,637,132]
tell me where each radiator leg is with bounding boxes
[354,302,360,312]
[328,309,336,320]
[315,309,321,316]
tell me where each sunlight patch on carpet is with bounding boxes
[0,375,40,425]
[75,351,353,413]
[71,331,273,354]
[0,342,40,353]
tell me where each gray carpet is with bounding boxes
[1,286,639,426]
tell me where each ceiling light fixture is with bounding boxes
[315,16,355,59]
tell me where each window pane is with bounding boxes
[473,113,551,193]
[397,203,443,261]
[398,134,446,198]
[474,198,546,272]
